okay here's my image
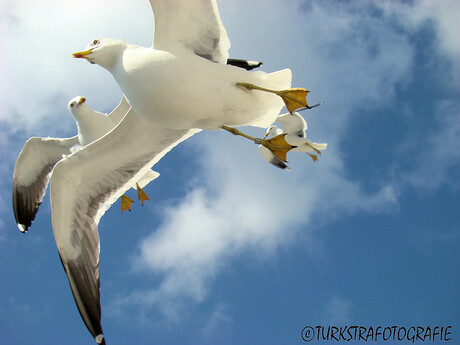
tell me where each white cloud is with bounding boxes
[378,0,460,84]
[128,135,397,313]
[401,100,460,190]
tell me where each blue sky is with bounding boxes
[1,0,459,344]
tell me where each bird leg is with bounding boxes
[236,82,311,113]
[305,142,322,155]
[221,125,257,141]
[221,125,295,162]
[121,195,134,212]
[136,183,150,206]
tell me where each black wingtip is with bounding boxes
[227,58,263,71]
[270,158,291,171]
[18,223,28,233]
[12,187,37,233]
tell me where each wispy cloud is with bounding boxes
[201,303,232,339]
[401,100,460,190]
[0,0,151,133]
[378,0,460,84]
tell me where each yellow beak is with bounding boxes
[78,97,86,106]
[72,49,93,59]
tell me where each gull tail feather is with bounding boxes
[310,142,328,151]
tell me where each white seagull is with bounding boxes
[13,96,158,232]
[71,0,317,133]
[68,96,159,211]
[14,94,201,345]
[49,108,199,345]
[277,112,328,162]
[257,112,327,169]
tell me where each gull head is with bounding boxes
[72,38,126,70]
[68,96,89,119]
[264,125,281,138]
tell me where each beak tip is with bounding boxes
[72,49,92,59]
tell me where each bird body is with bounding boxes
[86,40,291,130]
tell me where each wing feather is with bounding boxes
[107,95,130,124]
[12,136,79,232]
[258,145,291,171]
[50,109,199,343]
[150,0,230,63]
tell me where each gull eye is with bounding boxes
[93,39,100,45]
[70,102,75,108]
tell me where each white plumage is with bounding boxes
[12,95,145,233]
[73,0,292,131]
[258,112,328,169]
[26,0,300,344]
[277,112,328,154]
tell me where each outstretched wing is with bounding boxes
[12,136,79,233]
[50,108,200,344]
[150,0,230,63]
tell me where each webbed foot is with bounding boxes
[136,183,150,206]
[121,195,134,212]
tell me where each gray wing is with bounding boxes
[50,108,200,344]
[107,95,130,124]
[150,0,230,63]
[12,136,79,233]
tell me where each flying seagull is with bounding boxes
[49,107,199,345]
[71,0,316,134]
[275,112,327,162]
[55,0,315,343]
[68,96,159,211]
[12,96,159,233]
